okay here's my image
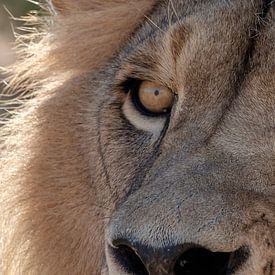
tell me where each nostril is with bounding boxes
[109,243,148,275]
[174,246,249,275]
[108,239,249,275]
[174,247,231,275]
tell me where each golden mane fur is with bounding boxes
[0,1,155,274]
[3,0,156,99]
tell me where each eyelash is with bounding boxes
[120,78,140,94]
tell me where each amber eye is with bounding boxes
[135,81,174,115]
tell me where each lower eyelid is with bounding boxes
[122,95,166,136]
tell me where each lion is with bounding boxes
[0,0,274,274]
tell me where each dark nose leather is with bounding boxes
[109,240,240,275]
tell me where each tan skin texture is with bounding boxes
[0,0,274,274]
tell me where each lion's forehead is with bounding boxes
[116,0,275,157]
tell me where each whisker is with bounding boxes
[144,15,165,33]
[167,2,173,27]
[169,0,180,23]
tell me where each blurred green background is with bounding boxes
[0,0,40,117]
[0,0,39,67]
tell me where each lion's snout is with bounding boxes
[107,202,274,275]
[106,154,275,275]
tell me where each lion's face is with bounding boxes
[91,1,275,274]
[1,0,274,274]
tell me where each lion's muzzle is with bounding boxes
[105,153,275,275]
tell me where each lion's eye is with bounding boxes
[122,80,175,134]
[132,81,174,116]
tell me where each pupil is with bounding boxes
[154,90,160,96]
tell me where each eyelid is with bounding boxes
[120,78,176,95]
[122,94,166,136]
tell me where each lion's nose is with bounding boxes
[108,240,244,275]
